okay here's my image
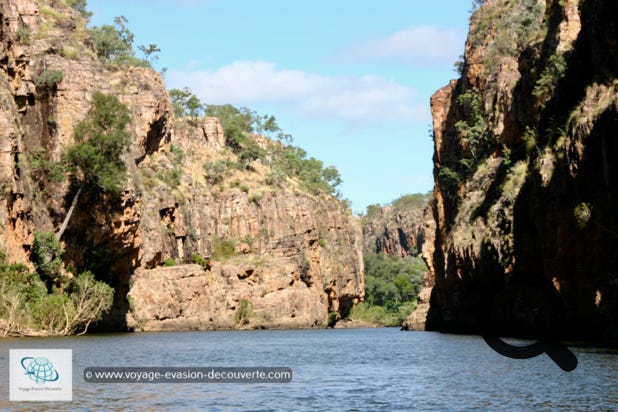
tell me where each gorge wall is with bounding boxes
[421,0,618,344]
[0,0,364,332]
[361,195,426,258]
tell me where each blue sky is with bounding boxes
[88,0,472,214]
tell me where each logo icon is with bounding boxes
[10,349,73,401]
[21,356,60,384]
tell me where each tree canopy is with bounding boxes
[348,253,426,326]
[56,92,132,240]
[88,16,160,68]
[169,87,204,119]
[67,92,131,194]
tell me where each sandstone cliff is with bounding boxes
[125,123,364,330]
[420,0,618,343]
[361,194,427,258]
[0,0,363,332]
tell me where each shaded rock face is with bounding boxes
[0,0,364,331]
[424,0,618,343]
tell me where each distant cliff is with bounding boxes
[0,0,363,333]
[361,194,428,258]
[422,0,618,343]
[360,194,431,329]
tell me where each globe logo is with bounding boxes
[20,357,60,384]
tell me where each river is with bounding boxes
[1,328,617,410]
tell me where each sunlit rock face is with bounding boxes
[0,0,364,331]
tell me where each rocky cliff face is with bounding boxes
[423,0,618,343]
[125,126,364,330]
[362,201,425,258]
[0,0,363,331]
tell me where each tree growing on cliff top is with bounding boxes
[88,16,159,68]
[169,87,204,120]
[56,92,131,240]
[138,43,161,66]
[66,0,92,19]
[88,16,134,62]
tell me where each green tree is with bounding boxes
[35,70,64,93]
[196,100,341,196]
[454,89,488,158]
[392,193,430,211]
[204,104,291,143]
[273,146,341,195]
[57,92,131,240]
[169,87,203,119]
[363,204,382,221]
[88,16,137,64]
[138,43,161,66]
[352,253,426,325]
[28,146,66,183]
[0,263,113,336]
[322,166,342,189]
[31,232,64,290]
[169,87,192,118]
[185,94,204,120]
[66,0,92,19]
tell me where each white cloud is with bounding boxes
[339,25,463,64]
[167,61,428,122]
[169,61,324,103]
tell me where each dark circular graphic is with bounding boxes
[477,271,578,372]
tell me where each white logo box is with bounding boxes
[10,349,72,402]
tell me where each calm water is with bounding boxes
[1,328,617,411]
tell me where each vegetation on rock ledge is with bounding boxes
[171,88,345,199]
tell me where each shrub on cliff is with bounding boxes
[27,146,66,184]
[88,15,159,67]
[35,70,64,93]
[469,0,545,78]
[455,89,490,159]
[169,87,204,120]
[171,91,343,198]
[234,299,253,327]
[204,103,291,143]
[58,92,132,239]
[88,16,135,63]
[205,100,342,195]
[391,193,430,212]
[31,231,64,291]
[272,145,342,196]
[66,0,92,19]
[0,262,113,336]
